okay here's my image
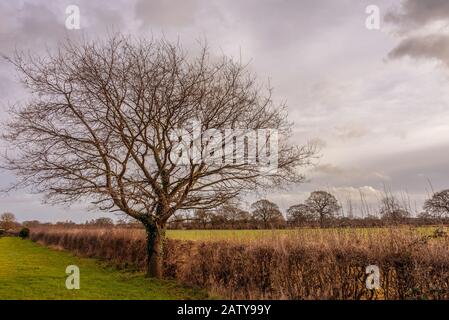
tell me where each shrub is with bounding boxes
[19,227,30,239]
[29,226,449,299]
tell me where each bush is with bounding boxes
[19,228,30,239]
[29,226,449,299]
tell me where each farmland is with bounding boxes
[165,226,443,241]
[27,225,449,300]
[31,225,438,243]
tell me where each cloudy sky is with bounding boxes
[1,0,449,222]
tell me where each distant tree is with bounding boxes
[217,203,251,229]
[230,209,251,229]
[209,211,228,229]
[417,211,435,223]
[166,211,190,229]
[114,217,142,228]
[251,199,285,229]
[22,220,41,228]
[194,209,211,229]
[424,189,449,219]
[287,204,316,227]
[55,220,77,227]
[116,219,128,226]
[93,217,114,226]
[305,191,341,228]
[0,212,17,230]
[379,194,409,223]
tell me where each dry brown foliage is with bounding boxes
[30,227,449,299]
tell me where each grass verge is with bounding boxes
[0,237,208,300]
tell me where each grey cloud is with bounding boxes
[388,34,449,66]
[367,143,449,192]
[219,0,374,53]
[334,123,370,140]
[0,1,127,55]
[386,0,449,66]
[80,1,126,31]
[308,137,327,149]
[135,0,200,27]
[310,166,392,188]
[313,164,345,175]
[385,0,449,31]
[0,2,64,53]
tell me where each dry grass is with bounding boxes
[30,226,449,299]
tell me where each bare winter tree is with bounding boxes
[287,204,316,227]
[1,35,314,277]
[251,199,285,229]
[379,192,409,224]
[0,212,17,230]
[305,191,340,228]
[423,189,449,219]
[88,217,114,226]
[193,209,211,229]
[218,203,251,229]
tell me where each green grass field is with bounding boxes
[166,228,291,241]
[165,225,445,241]
[0,237,207,300]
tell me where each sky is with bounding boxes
[1,0,449,222]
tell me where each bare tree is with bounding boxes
[1,35,314,277]
[379,193,409,224]
[305,191,340,228]
[22,220,41,228]
[216,203,251,229]
[193,209,211,229]
[424,189,449,219]
[0,212,17,230]
[287,204,315,227]
[251,199,285,229]
[88,217,114,226]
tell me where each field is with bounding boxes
[27,225,449,300]
[165,226,441,241]
[0,237,207,300]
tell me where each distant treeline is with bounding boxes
[17,216,449,230]
[4,188,449,230]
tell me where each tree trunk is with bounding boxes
[145,223,165,278]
